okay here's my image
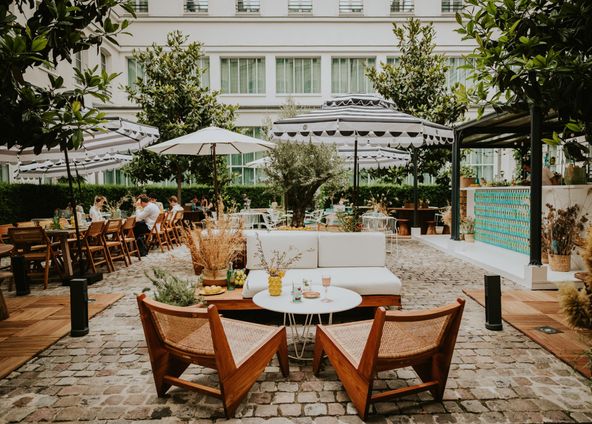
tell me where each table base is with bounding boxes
[283,312,332,361]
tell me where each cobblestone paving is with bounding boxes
[1,240,591,423]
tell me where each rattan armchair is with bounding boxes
[137,294,289,418]
[313,298,465,419]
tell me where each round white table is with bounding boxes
[253,285,362,360]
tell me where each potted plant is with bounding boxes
[144,268,204,307]
[184,217,243,286]
[562,141,589,185]
[461,216,475,242]
[460,166,477,188]
[546,203,588,272]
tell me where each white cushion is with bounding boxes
[245,231,318,270]
[318,232,386,267]
[242,267,400,298]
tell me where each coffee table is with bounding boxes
[253,285,362,360]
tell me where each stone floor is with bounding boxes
[0,240,591,423]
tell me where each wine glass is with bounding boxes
[321,275,332,303]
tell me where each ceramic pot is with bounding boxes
[268,275,282,296]
[202,268,227,286]
[464,233,475,243]
[541,252,549,264]
[460,177,475,188]
[549,254,571,272]
[564,164,587,185]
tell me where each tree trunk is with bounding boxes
[176,172,183,203]
[291,207,305,227]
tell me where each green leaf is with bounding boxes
[31,36,48,52]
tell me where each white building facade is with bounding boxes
[3,0,516,185]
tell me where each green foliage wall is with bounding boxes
[325,184,451,209]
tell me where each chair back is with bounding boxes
[173,210,183,223]
[104,219,122,235]
[0,224,15,242]
[9,226,48,250]
[122,216,136,232]
[153,213,165,232]
[137,294,235,368]
[85,221,106,238]
[16,221,36,228]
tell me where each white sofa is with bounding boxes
[242,231,401,299]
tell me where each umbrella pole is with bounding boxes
[211,144,220,215]
[63,145,84,279]
[353,135,358,207]
[412,148,418,228]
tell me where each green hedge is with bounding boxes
[0,182,449,224]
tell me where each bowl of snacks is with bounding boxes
[200,285,226,296]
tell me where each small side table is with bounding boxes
[253,285,362,360]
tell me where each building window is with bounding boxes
[104,170,131,186]
[390,0,414,12]
[288,0,312,13]
[131,0,148,13]
[74,51,82,72]
[221,58,265,94]
[237,0,260,13]
[331,57,376,94]
[185,0,208,12]
[442,0,463,12]
[339,0,363,13]
[385,57,400,66]
[0,164,9,182]
[446,57,474,89]
[276,58,321,94]
[127,58,145,89]
[100,52,107,73]
[197,57,210,89]
[464,149,494,181]
[229,128,267,185]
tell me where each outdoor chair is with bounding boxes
[0,224,14,243]
[137,294,289,418]
[165,211,182,246]
[121,217,141,262]
[15,221,36,228]
[261,212,278,230]
[148,213,171,252]
[313,298,465,419]
[103,219,128,269]
[82,221,113,273]
[8,226,63,289]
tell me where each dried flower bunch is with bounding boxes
[545,203,588,256]
[460,216,475,234]
[107,194,134,215]
[185,217,243,273]
[253,234,306,276]
[441,206,452,227]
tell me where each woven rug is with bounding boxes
[463,289,591,378]
[0,293,123,379]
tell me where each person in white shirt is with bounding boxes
[149,193,164,212]
[133,194,161,256]
[89,196,106,222]
[168,196,184,214]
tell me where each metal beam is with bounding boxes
[451,129,461,240]
[529,105,543,266]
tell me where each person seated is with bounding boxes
[149,193,164,212]
[134,194,161,256]
[89,196,107,222]
[242,193,251,210]
[168,196,184,214]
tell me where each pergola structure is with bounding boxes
[450,109,568,266]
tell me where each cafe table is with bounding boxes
[45,226,88,277]
[253,285,362,360]
[391,207,439,234]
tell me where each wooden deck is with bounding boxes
[0,293,123,379]
[203,287,401,310]
[463,289,591,378]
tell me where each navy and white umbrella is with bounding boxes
[15,154,133,179]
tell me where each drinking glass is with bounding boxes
[321,275,332,303]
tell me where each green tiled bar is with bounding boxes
[473,188,530,255]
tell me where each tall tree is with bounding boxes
[457,0,592,144]
[125,31,237,200]
[366,18,467,184]
[0,0,134,152]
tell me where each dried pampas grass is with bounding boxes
[184,217,243,274]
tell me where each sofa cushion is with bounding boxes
[318,232,386,267]
[242,267,401,298]
[245,231,318,270]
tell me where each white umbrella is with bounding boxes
[0,118,159,163]
[15,154,132,179]
[147,126,275,205]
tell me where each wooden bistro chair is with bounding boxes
[148,213,171,253]
[164,211,180,247]
[137,294,289,418]
[82,221,113,273]
[121,217,141,262]
[313,298,465,420]
[8,227,63,289]
[103,219,129,269]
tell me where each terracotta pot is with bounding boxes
[564,164,587,185]
[549,254,571,272]
[202,268,227,286]
[464,233,475,243]
[460,177,475,188]
[541,252,549,264]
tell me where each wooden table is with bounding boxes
[391,207,438,235]
[45,228,87,277]
[0,244,13,320]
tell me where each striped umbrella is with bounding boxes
[14,154,133,179]
[0,118,159,163]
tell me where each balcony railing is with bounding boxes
[288,0,312,13]
[442,0,463,13]
[339,0,363,14]
[237,0,260,13]
[390,0,414,13]
[185,0,208,13]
